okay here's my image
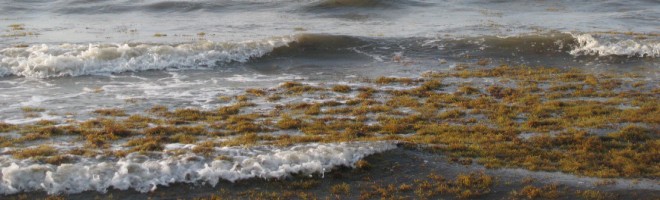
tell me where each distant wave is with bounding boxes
[0,142,396,195]
[312,0,398,8]
[2,0,416,15]
[303,0,429,11]
[51,0,424,15]
[56,1,231,14]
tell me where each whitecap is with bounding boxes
[0,37,293,78]
[0,141,396,195]
[569,33,659,57]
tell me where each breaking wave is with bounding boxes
[0,141,396,195]
[569,33,660,57]
[0,33,376,79]
[1,33,657,79]
[0,37,293,78]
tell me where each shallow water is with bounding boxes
[0,0,658,196]
[7,148,660,199]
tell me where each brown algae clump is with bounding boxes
[11,145,58,159]
[93,108,128,117]
[331,85,352,93]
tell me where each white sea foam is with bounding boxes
[0,141,396,195]
[570,33,659,57]
[0,37,293,78]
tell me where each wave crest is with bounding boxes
[1,33,656,79]
[570,33,659,57]
[0,142,396,195]
[0,37,293,78]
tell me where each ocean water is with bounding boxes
[0,0,658,196]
